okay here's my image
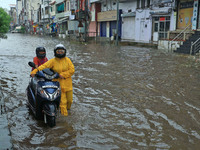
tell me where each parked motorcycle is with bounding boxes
[26,62,61,127]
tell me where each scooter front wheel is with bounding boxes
[46,115,56,127]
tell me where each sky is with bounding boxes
[0,0,16,10]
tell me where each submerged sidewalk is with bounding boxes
[0,88,12,150]
[119,39,158,48]
[0,114,12,149]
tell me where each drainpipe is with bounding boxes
[84,0,88,42]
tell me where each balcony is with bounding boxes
[56,0,64,4]
[56,11,71,19]
[90,0,101,3]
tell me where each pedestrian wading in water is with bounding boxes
[31,44,75,116]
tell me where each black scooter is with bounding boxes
[27,62,61,127]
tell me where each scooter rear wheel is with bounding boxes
[46,115,56,127]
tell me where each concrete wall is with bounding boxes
[120,1,137,40]
[158,40,183,51]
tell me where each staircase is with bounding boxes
[174,31,200,55]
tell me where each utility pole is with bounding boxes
[48,1,50,28]
[30,0,34,33]
[16,0,18,25]
[115,0,119,46]
[84,0,88,42]
[45,0,51,33]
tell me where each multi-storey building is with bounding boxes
[97,0,122,39]
[16,0,22,26]
[93,0,176,43]
[88,0,101,37]
[9,5,17,31]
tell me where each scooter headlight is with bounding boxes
[44,73,57,80]
[38,87,49,99]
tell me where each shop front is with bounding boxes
[97,10,121,38]
[150,8,172,41]
[121,12,136,40]
[177,0,193,29]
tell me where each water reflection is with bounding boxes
[0,33,200,149]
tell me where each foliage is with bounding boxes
[20,26,26,33]
[0,7,11,38]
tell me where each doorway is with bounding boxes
[152,16,170,41]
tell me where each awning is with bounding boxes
[57,17,68,24]
[150,8,172,15]
[50,1,56,5]
[121,12,136,18]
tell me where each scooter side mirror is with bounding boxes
[28,62,36,68]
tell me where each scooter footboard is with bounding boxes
[43,103,57,116]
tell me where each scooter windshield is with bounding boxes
[39,81,60,94]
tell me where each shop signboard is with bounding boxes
[192,0,198,30]
[97,10,117,22]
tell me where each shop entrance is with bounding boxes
[153,16,170,41]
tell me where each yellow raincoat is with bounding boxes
[31,57,75,116]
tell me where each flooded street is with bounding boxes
[0,33,200,149]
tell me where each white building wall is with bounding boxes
[120,1,137,13]
[106,22,109,37]
[135,10,152,42]
[101,0,117,11]
[41,0,49,20]
[170,11,176,31]
[27,0,31,21]
[30,0,40,23]
[17,1,22,17]
[17,1,22,25]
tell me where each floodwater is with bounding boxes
[0,33,200,149]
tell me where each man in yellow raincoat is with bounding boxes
[31,44,75,116]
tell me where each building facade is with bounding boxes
[12,0,200,47]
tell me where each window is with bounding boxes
[155,17,159,21]
[141,0,145,8]
[67,1,70,11]
[57,3,65,13]
[147,0,150,8]
[154,23,158,32]
[159,22,164,31]
[45,7,49,15]
[137,0,140,8]
[137,0,149,9]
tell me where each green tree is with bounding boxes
[0,7,11,39]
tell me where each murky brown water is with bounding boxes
[0,33,200,149]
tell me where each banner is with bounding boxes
[192,0,199,30]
